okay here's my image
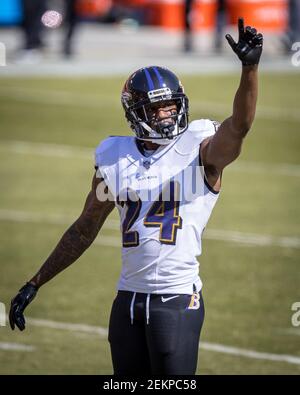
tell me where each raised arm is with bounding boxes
[201,19,263,178]
[9,172,115,331]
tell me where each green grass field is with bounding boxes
[0,73,299,374]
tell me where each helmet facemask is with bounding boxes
[124,91,189,145]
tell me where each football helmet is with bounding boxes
[121,66,189,145]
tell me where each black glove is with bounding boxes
[9,283,38,331]
[226,18,263,66]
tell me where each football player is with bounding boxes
[9,19,263,375]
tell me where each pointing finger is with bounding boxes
[238,18,245,38]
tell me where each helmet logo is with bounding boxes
[148,88,172,103]
[121,91,132,109]
[179,80,184,93]
[143,160,151,169]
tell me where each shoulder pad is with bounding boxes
[95,135,132,168]
[175,119,219,155]
[188,119,219,137]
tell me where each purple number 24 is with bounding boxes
[117,181,182,247]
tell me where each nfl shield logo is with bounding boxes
[143,160,151,169]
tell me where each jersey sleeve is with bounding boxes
[94,137,118,194]
[95,137,114,168]
[175,119,220,155]
[94,136,130,199]
[188,119,220,141]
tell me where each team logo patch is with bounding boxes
[143,160,151,169]
[187,293,201,310]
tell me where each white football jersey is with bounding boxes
[95,119,220,295]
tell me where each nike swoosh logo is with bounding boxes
[161,295,180,303]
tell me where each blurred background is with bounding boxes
[0,0,299,375]
[0,0,299,70]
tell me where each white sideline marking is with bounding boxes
[94,235,121,248]
[0,209,299,249]
[199,342,300,365]
[280,328,300,337]
[26,317,108,337]
[204,229,300,249]
[0,140,93,160]
[0,208,120,229]
[23,316,300,365]
[0,342,35,352]
[1,139,299,178]
[1,86,300,123]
